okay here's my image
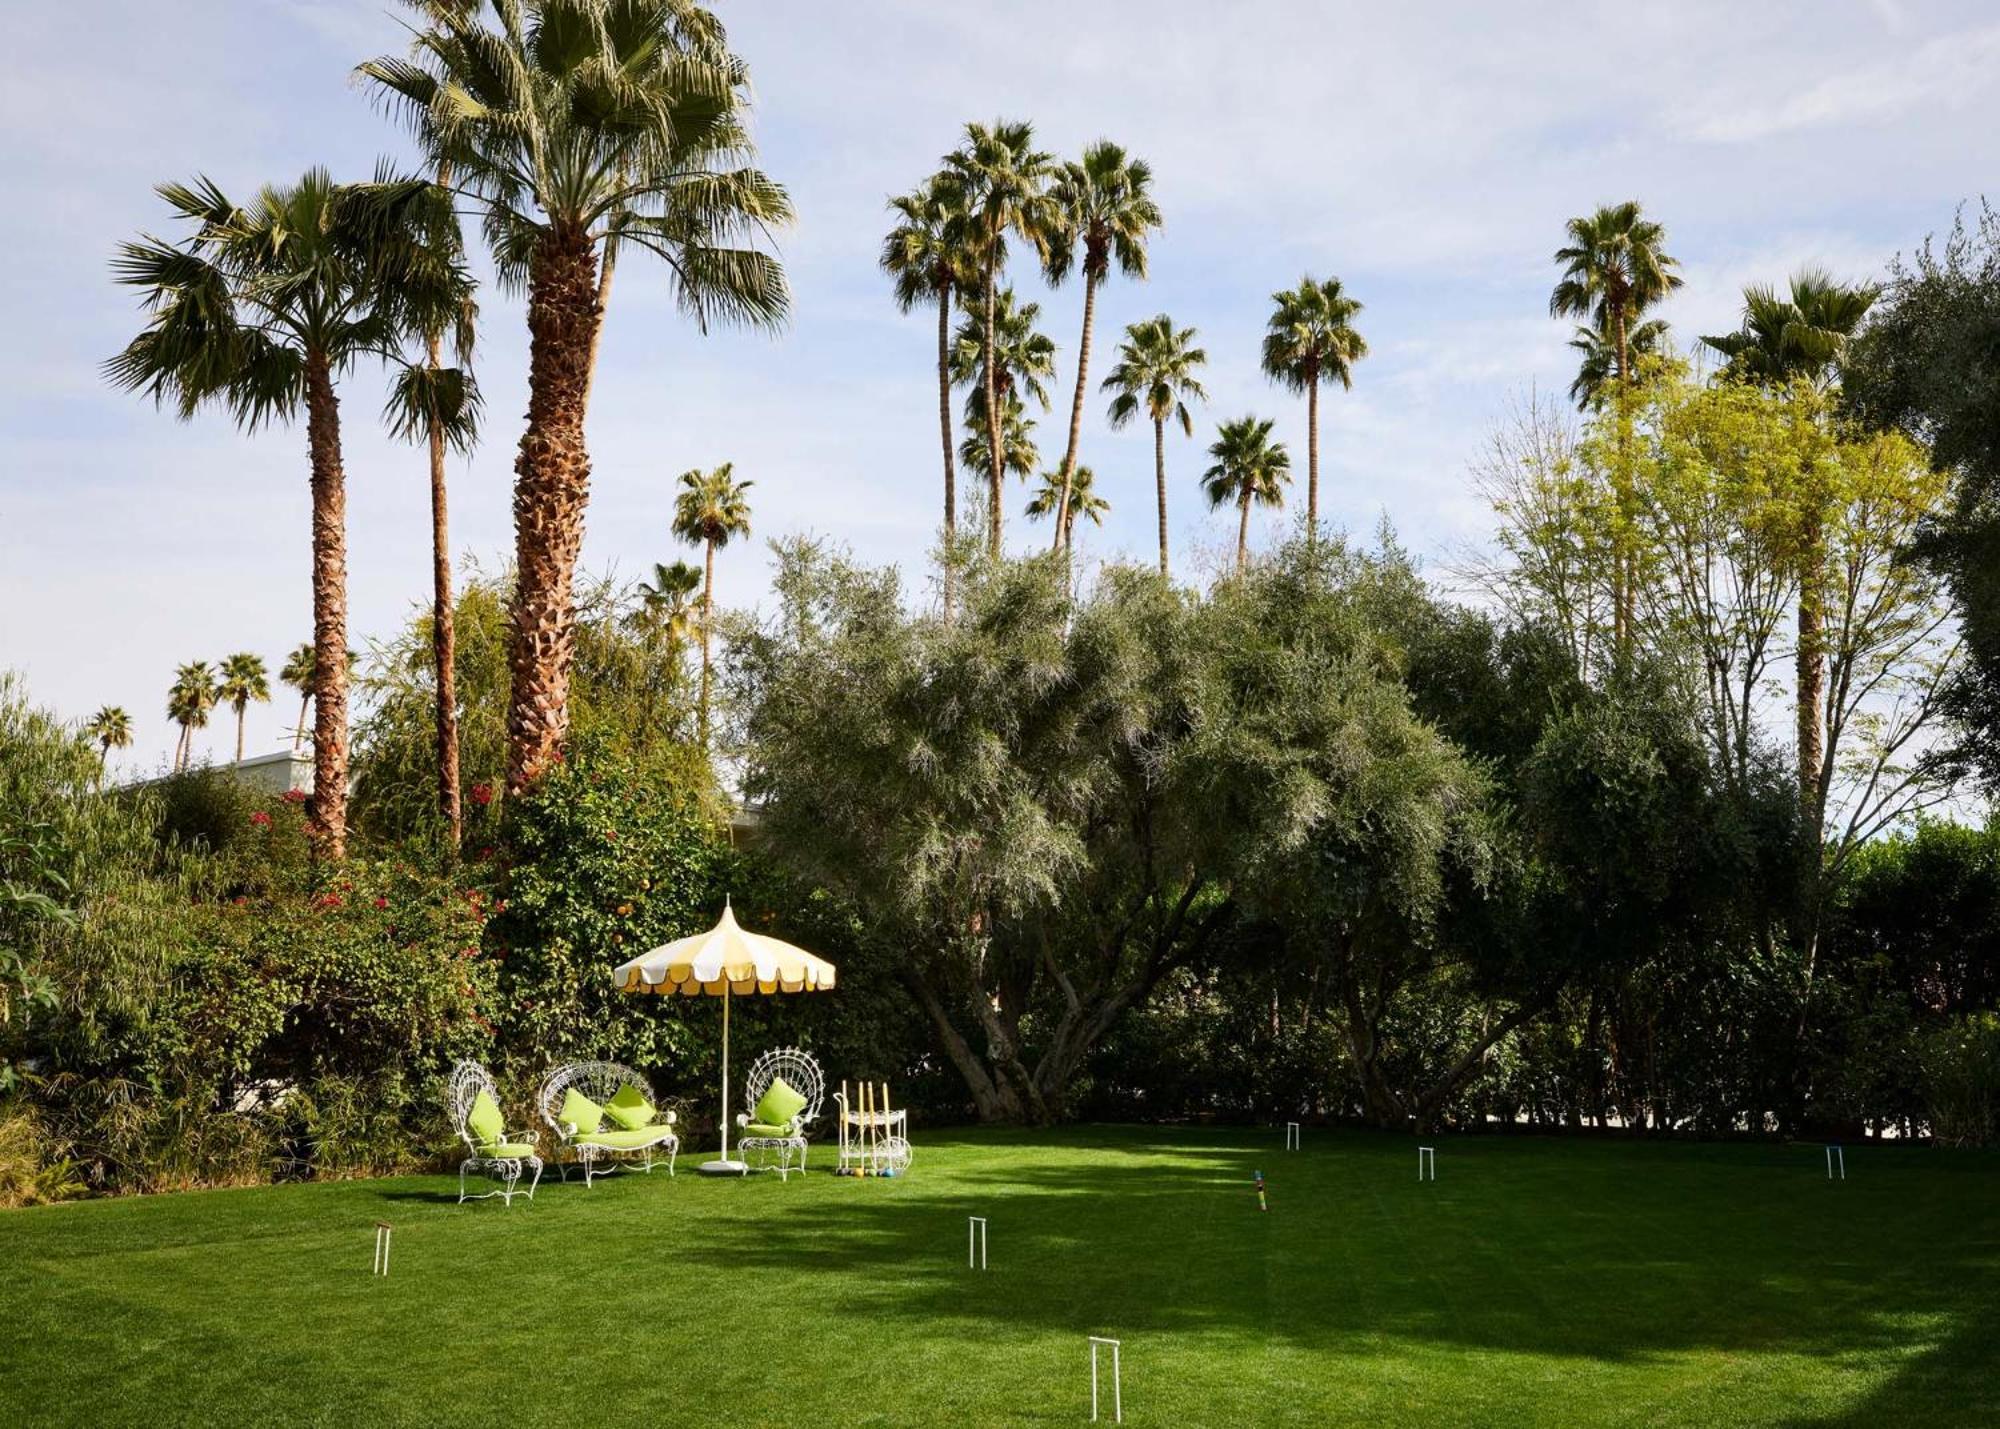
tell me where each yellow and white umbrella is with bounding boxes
[613,899,836,1175]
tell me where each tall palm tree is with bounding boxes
[1044,141,1160,546]
[1702,269,1880,814]
[1103,315,1209,576]
[1550,201,1683,389]
[217,653,271,764]
[362,0,793,792]
[383,172,481,853]
[1025,464,1108,555]
[166,662,218,773]
[942,120,1059,555]
[1550,201,1682,656]
[280,643,315,754]
[1261,275,1367,531]
[1568,318,1671,409]
[672,463,753,746]
[108,169,471,859]
[959,396,1042,495]
[951,287,1057,435]
[84,706,133,787]
[1202,418,1291,577]
[881,175,974,553]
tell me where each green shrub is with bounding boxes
[1921,1013,2000,1147]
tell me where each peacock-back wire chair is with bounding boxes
[448,1061,543,1206]
[735,1047,824,1181]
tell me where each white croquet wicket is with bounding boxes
[1284,1121,1300,1151]
[1826,1145,1845,1181]
[1418,1146,1436,1182]
[372,1221,393,1276]
[968,1215,988,1269]
[1088,1336,1122,1423]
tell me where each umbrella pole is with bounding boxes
[721,982,731,1163]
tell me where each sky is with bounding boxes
[4,0,1999,776]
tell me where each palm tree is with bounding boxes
[1550,201,1683,390]
[882,175,974,552]
[1568,318,1671,409]
[959,396,1042,495]
[166,662,218,772]
[1550,201,1683,656]
[1044,142,1160,547]
[1103,315,1209,576]
[951,287,1057,435]
[1025,465,1107,555]
[1699,269,1879,390]
[217,653,271,764]
[107,169,471,859]
[383,178,481,853]
[1261,276,1367,531]
[1702,269,1880,813]
[630,559,705,652]
[672,463,754,746]
[280,643,315,754]
[942,120,1059,555]
[362,0,793,792]
[84,706,133,787]
[1202,418,1291,577]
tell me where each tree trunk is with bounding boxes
[983,251,1003,558]
[234,706,245,764]
[1796,515,1826,817]
[505,224,602,792]
[937,283,956,545]
[427,360,463,853]
[1052,269,1100,549]
[583,235,617,405]
[1306,365,1320,533]
[1154,417,1169,577]
[904,967,1024,1122]
[302,350,350,860]
[294,696,308,753]
[1610,296,1632,656]
[1236,485,1252,576]
[699,535,717,747]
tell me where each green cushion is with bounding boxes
[751,1076,808,1130]
[577,1126,675,1151]
[742,1122,797,1139]
[560,1087,605,1136]
[467,1089,505,1147]
[603,1083,655,1131]
[476,1141,537,1159]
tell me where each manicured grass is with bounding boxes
[3,1127,1996,1426]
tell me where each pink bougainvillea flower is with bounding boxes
[282,788,307,805]
[249,810,273,827]
[373,897,389,910]
[470,783,494,807]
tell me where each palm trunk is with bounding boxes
[303,350,350,860]
[699,535,717,747]
[582,235,618,405]
[1306,369,1321,534]
[937,283,956,542]
[1236,485,1251,576]
[983,250,1003,557]
[1796,515,1826,815]
[234,705,246,764]
[293,697,308,754]
[1611,297,1632,656]
[427,373,463,852]
[1052,269,1100,549]
[505,223,602,792]
[1154,417,1170,577]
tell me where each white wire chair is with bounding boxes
[447,1061,542,1206]
[536,1060,678,1187]
[735,1047,824,1181]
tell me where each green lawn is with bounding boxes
[3,1127,1996,1426]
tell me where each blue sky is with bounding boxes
[5,0,1999,773]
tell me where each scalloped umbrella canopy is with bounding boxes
[613,900,835,1174]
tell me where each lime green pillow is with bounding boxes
[751,1076,807,1130]
[467,1089,505,1147]
[560,1087,605,1136]
[604,1083,655,1131]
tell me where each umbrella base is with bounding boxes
[698,1159,751,1177]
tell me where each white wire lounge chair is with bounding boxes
[448,1061,543,1206]
[536,1060,678,1187]
[735,1047,824,1182]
